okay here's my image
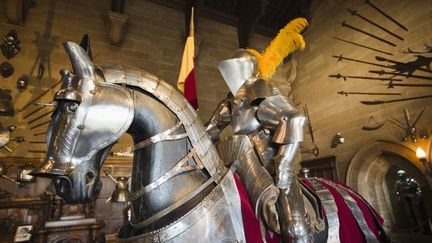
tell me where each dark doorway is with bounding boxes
[384,154,431,235]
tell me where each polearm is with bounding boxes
[361,95,432,105]
[370,70,432,80]
[329,73,402,82]
[346,8,403,41]
[333,37,393,56]
[341,21,396,47]
[365,0,408,31]
[338,90,401,96]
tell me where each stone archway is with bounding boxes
[346,139,432,231]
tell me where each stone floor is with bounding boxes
[389,232,432,243]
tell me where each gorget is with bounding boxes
[117,170,245,243]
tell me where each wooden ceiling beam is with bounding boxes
[146,0,278,37]
[237,0,268,48]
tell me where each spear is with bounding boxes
[364,0,408,31]
[333,37,393,56]
[346,8,403,41]
[361,95,432,105]
[329,73,402,82]
[341,21,396,47]
[338,90,401,96]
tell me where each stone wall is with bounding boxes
[293,0,432,182]
[0,0,296,158]
[0,0,293,235]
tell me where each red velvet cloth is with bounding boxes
[233,174,279,243]
[304,178,385,242]
[234,175,385,242]
[317,180,366,242]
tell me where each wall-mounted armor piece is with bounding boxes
[0,123,24,152]
[1,30,21,59]
[16,75,29,89]
[0,89,15,116]
[395,170,426,232]
[0,61,14,78]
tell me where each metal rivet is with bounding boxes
[77,124,85,130]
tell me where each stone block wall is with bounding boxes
[293,0,432,182]
[0,0,293,235]
[0,0,298,158]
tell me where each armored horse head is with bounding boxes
[30,39,244,241]
[31,42,134,203]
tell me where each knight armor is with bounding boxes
[207,49,312,242]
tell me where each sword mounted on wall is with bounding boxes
[301,105,319,157]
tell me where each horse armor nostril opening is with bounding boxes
[54,177,71,195]
[86,172,95,185]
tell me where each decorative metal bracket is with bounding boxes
[107,10,128,45]
[6,0,28,25]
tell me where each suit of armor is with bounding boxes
[395,170,424,232]
[206,50,312,242]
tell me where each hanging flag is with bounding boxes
[177,7,198,110]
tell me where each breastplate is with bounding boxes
[250,130,277,173]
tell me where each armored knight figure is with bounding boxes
[207,18,312,242]
[394,170,424,232]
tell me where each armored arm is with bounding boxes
[257,95,312,242]
[205,94,232,142]
[395,181,401,199]
[256,95,307,189]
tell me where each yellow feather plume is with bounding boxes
[248,18,308,79]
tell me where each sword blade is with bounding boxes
[304,105,315,143]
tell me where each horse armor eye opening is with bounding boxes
[86,171,95,185]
